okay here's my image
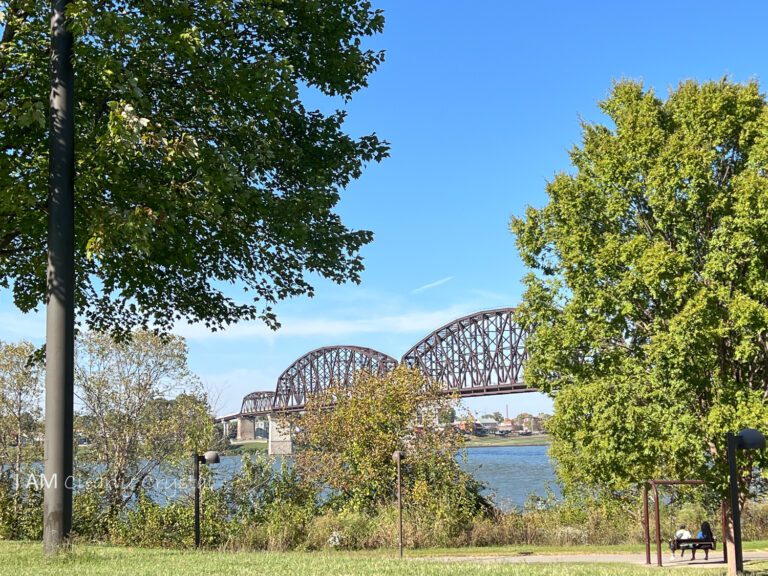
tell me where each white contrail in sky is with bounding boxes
[411,276,454,294]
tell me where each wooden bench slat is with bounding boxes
[669,537,716,551]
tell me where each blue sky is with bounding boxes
[3,0,768,417]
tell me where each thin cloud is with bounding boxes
[412,276,454,294]
[0,311,46,343]
[176,304,474,342]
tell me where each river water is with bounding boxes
[210,444,558,511]
[12,445,558,511]
[462,445,559,509]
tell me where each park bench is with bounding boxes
[669,537,716,556]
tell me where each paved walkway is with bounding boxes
[428,550,768,568]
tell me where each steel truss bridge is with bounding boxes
[215,307,532,422]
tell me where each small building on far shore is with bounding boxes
[477,418,499,433]
[497,418,517,434]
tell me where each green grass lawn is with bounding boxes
[0,541,742,576]
[336,540,768,559]
[223,440,268,455]
[464,434,551,448]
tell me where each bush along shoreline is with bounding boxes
[4,453,768,551]
[4,364,768,551]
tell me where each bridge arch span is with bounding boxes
[240,391,276,416]
[272,345,398,412]
[401,307,530,397]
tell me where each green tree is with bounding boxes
[293,366,484,522]
[0,340,43,524]
[481,411,504,423]
[437,406,456,424]
[0,0,387,336]
[74,331,213,520]
[512,79,768,502]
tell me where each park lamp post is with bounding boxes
[392,450,405,559]
[193,450,220,548]
[727,428,765,575]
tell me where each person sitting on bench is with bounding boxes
[673,525,692,558]
[692,521,714,561]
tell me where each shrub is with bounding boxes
[71,486,111,542]
[0,474,42,540]
[305,509,375,550]
[110,494,195,548]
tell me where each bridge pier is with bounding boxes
[254,418,269,438]
[268,414,293,455]
[236,416,256,441]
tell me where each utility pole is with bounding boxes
[727,432,744,575]
[44,0,75,555]
[392,451,404,558]
[193,454,201,548]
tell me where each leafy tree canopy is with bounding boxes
[480,411,504,423]
[0,341,43,539]
[293,366,484,517]
[0,340,42,468]
[512,79,768,500]
[0,0,387,336]
[75,331,212,515]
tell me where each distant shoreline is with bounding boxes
[223,435,551,455]
[465,434,551,448]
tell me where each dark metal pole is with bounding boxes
[194,454,200,548]
[43,0,75,555]
[728,432,743,574]
[722,499,728,564]
[397,456,403,559]
[652,482,662,567]
[642,484,650,564]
